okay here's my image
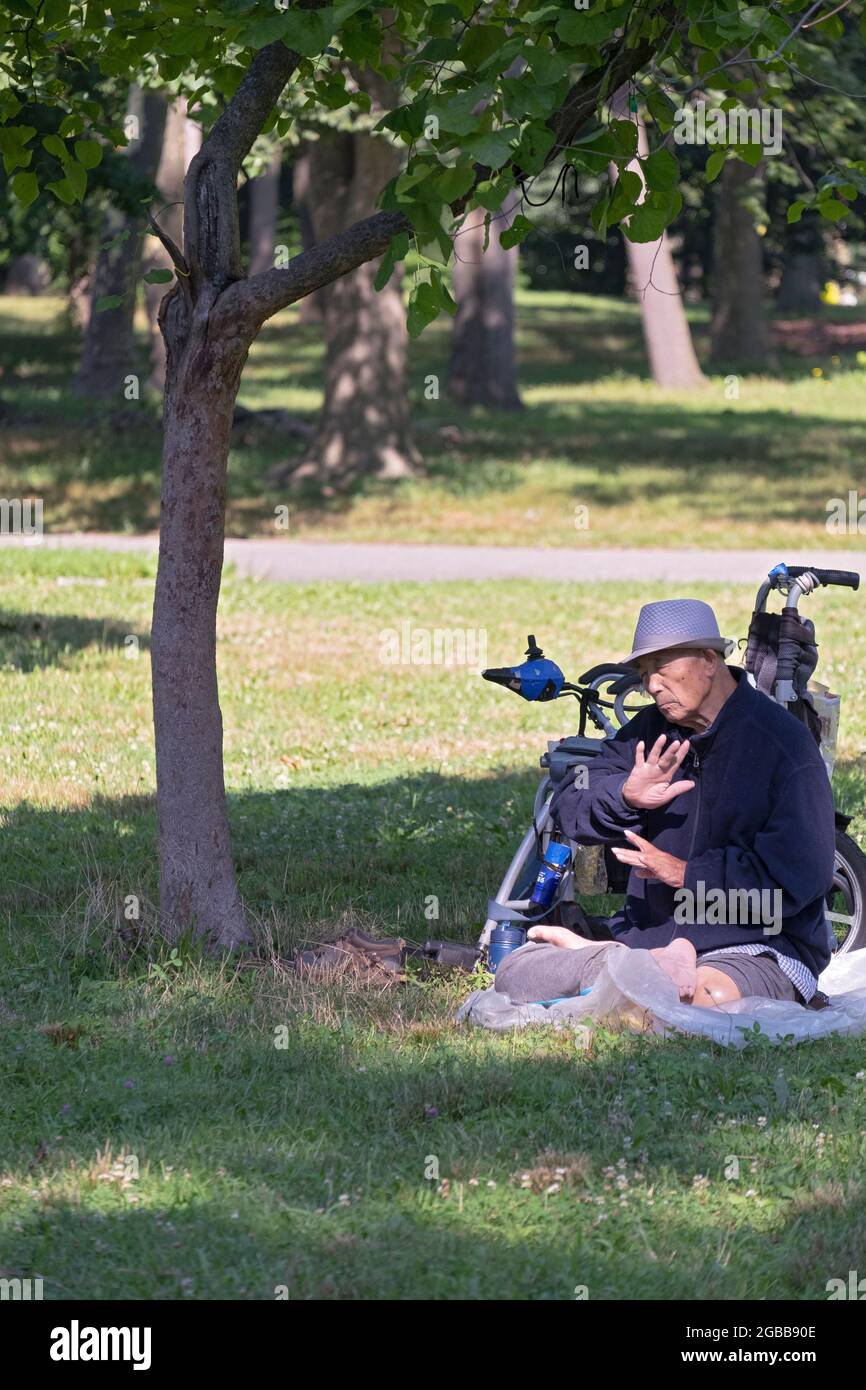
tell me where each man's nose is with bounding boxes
[646,674,664,697]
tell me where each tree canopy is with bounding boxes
[3,0,865,336]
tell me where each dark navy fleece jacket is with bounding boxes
[548,667,835,978]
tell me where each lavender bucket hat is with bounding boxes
[622,598,731,667]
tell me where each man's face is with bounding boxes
[636,648,717,726]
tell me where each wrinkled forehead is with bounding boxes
[636,647,701,676]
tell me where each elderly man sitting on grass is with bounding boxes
[494,599,836,1011]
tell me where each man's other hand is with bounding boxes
[621,735,695,810]
[610,830,687,887]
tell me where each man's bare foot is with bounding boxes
[650,938,698,1000]
[527,924,597,950]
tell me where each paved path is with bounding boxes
[2,533,864,583]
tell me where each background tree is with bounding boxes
[449,199,523,410]
[609,84,705,388]
[74,88,167,401]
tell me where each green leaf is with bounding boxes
[706,148,727,183]
[786,200,806,224]
[74,138,102,169]
[607,169,642,224]
[143,268,174,284]
[499,213,534,250]
[464,127,517,171]
[521,43,571,86]
[280,8,336,57]
[373,232,409,292]
[58,114,84,137]
[407,279,441,338]
[459,23,504,70]
[436,163,476,204]
[45,178,76,205]
[43,133,69,161]
[10,170,38,207]
[646,88,676,132]
[428,85,493,137]
[474,176,509,212]
[818,199,849,223]
[430,267,456,316]
[64,160,87,200]
[95,294,126,312]
[557,4,627,46]
[642,147,678,193]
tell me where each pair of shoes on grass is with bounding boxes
[293,930,406,982]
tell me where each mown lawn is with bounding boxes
[2,548,866,1299]
[2,291,866,551]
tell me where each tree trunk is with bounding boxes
[74,90,167,400]
[710,156,768,365]
[611,90,706,389]
[292,145,322,323]
[143,99,201,394]
[776,214,823,313]
[4,254,49,295]
[449,202,522,410]
[293,101,418,487]
[249,146,282,277]
[151,294,252,949]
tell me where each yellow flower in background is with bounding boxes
[756,223,767,236]
[821,281,841,305]
[812,367,824,377]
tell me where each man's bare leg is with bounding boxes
[527,924,608,950]
[692,966,742,1006]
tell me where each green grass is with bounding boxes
[2,549,866,1299]
[2,290,866,550]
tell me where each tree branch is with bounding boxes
[216,209,411,334]
[220,3,679,330]
[184,37,306,293]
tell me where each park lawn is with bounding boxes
[2,291,866,551]
[2,549,866,1299]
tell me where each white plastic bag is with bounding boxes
[456,946,866,1047]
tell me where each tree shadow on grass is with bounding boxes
[0,611,150,672]
[0,769,540,949]
[1,1022,863,1300]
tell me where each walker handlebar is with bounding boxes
[785,565,860,590]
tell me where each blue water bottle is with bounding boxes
[487,924,526,973]
[529,839,572,910]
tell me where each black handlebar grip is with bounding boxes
[785,565,860,590]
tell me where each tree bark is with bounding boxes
[292,88,418,487]
[611,89,706,389]
[449,202,522,410]
[151,293,251,949]
[74,90,167,400]
[292,144,323,323]
[776,213,824,313]
[710,156,768,365]
[248,146,282,277]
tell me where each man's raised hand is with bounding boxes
[621,735,695,810]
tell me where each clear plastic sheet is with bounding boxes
[456,946,866,1047]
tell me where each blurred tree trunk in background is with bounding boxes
[611,88,706,389]
[74,89,167,401]
[143,98,201,393]
[710,156,768,365]
[448,202,522,410]
[248,146,282,277]
[777,215,823,313]
[293,143,323,323]
[4,255,49,295]
[291,75,418,488]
